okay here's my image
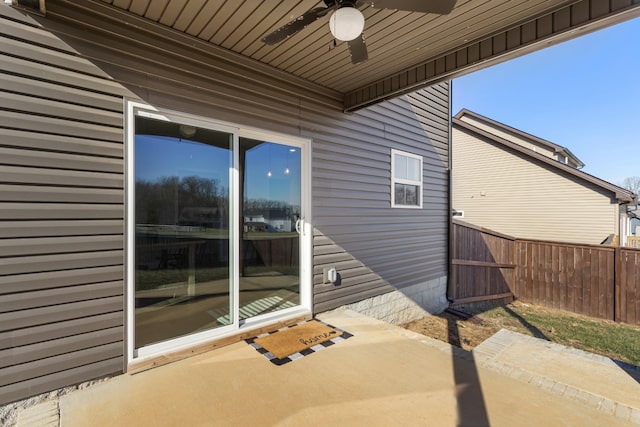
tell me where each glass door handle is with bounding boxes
[295,218,302,235]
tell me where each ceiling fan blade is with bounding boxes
[262,7,331,45]
[369,0,457,15]
[348,33,368,64]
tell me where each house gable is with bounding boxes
[455,109,585,169]
[452,116,635,244]
[453,114,635,203]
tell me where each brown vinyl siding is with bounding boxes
[0,5,126,404]
[452,126,618,244]
[0,2,450,404]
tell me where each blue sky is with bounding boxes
[135,135,231,186]
[452,16,640,186]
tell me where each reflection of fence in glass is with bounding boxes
[242,236,299,275]
[135,232,229,291]
[134,230,232,347]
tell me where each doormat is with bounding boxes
[246,319,353,365]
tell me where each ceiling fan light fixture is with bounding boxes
[329,7,364,41]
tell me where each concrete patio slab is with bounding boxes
[16,309,639,427]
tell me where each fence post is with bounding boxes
[513,240,521,298]
[449,223,457,301]
[614,246,621,323]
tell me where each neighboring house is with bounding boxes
[632,211,640,235]
[452,109,637,245]
[1,0,637,410]
[629,206,640,235]
[245,209,295,232]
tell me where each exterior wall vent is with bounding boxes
[12,0,45,15]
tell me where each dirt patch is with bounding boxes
[402,300,640,365]
[402,310,483,350]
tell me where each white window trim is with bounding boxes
[391,149,423,209]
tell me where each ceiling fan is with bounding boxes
[262,0,457,64]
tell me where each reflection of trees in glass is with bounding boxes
[136,175,228,228]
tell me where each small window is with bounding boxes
[391,149,423,208]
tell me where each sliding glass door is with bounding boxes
[238,138,301,321]
[133,115,233,348]
[130,106,309,356]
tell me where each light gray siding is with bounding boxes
[0,2,450,404]
[0,5,126,405]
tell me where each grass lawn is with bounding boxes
[402,300,640,366]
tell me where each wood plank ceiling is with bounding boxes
[96,0,640,111]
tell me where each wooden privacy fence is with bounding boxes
[450,221,516,305]
[451,220,640,325]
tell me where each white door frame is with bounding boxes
[125,100,312,365]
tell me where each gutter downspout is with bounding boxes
[446,80,454,305]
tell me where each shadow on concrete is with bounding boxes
[444,301,549,426]
[501,305,549,341]
[614,360,640,385]
[447,316,491,427]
